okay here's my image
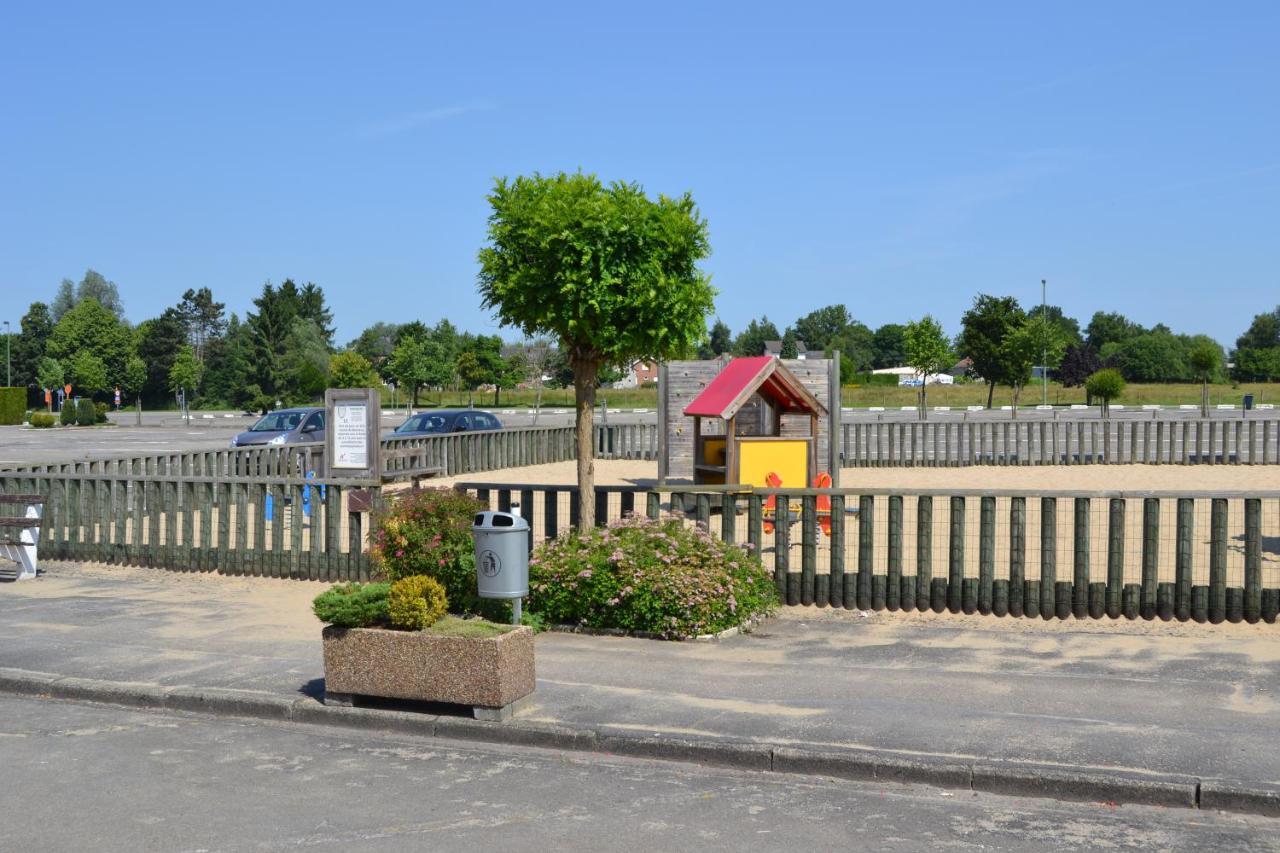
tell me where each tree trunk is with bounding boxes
[919,384,927,421]
[533,380,543,426]
[1012,384,1020,419]
[412,384,419,407]
[986,381,995,409]
[1201,379,1208,418]
[572,353,599,531]
[495,386,500,407]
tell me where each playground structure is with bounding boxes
[680,356,828,489]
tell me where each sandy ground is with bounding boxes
[431,459,1280,492]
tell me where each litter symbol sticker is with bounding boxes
[479,550,501,577]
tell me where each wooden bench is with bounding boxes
[0,494,44,581]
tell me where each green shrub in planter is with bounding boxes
[388,575,448,630]
[29,412,56,428]
[312,582,391,627]
[94,402,110,423]
[370,487,485,610]
[75,398,96,426]
[60,402,77,425]
[529,515,778,638]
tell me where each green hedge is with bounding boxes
[0,388,24,425]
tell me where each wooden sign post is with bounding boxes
[325,387,382,484]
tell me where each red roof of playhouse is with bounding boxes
[683,356,826,420]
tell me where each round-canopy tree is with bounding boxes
[478,173,714,529]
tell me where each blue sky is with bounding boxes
[2,2,1277,347]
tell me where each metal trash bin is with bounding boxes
[1244,394,1255,411]
[472,511,530,622]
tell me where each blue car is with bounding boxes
[389,409,503,437]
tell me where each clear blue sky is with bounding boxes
[3,2,1277,347]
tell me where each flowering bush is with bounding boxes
[370,488,483,611]
[529,515,777,638]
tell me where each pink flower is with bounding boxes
[395,550,404,557]
[578,570,593,579]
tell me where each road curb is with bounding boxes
[0,668,1272,816]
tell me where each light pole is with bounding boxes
[1041,279,1048,406]
[3,320,10,387]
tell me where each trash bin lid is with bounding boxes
[472,511,530,531]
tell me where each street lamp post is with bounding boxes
[3,320,10,388]
[1041,279,1048,407]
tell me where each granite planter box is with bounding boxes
[321,624,535,720]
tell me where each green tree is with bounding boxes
[1110,330,1188,382]
[282,318,331,401]
[52,269,126,321]
[328,350,379,388]
[1001,315,1067,417]
[903,315,951,420]
[697,318,732,360]
[134,308,188,405]
[731,316,780,357]
[387,336,435,405]
[871,323,907,369]
[1188,340,1221,417]
[1085,311,1145,351]
[348,322,401,378]
[122,356,147,412]
[957,294,1025,408]
[245,279,335,399]
[176,287,227,364]
[779,328,799,359]
[793,305,851,351]
[455,350,485,406]
[13,302,53,391]
[478,172,714,529]
[1233,306,1280,381]
[168,345,204,397]
[45,297,133,390]
[36,357,64,405]
[1085,368,1125,418]
[201,314,255,408]
[68,351,109,395]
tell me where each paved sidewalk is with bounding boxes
[2,562,1279,798]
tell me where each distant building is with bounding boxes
[871,365,954,386]
[948,357,975,378]
[614,359,659,388]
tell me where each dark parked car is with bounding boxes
[388,409,503,437]
[230,407,326,448]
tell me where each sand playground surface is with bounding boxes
[431,459,1280,493]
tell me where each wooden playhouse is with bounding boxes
[681,356,828,488]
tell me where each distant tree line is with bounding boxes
[6,270,1277,413]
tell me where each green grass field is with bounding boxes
[183,381,1278,412]
[413,382,1279,411]
[842,381,1279,410]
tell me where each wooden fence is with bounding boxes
[3,423,659,481]
[455,481,1280,625]
[0,471,379,580]
[842,417,1280,466]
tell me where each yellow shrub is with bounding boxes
[387,575,448,631]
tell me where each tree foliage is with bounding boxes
[1056,343,1102,387]
[46,297,133,392]
[478,172,714,529]
[731,316,780,357]
[1085,368,1125,417]
[328,350,379,388]
[957,294,1025,408]
[1234,306,1280,381]
[903,315,951,419]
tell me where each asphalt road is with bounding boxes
[4,696,1276,852]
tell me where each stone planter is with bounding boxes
[321,624,535,720]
